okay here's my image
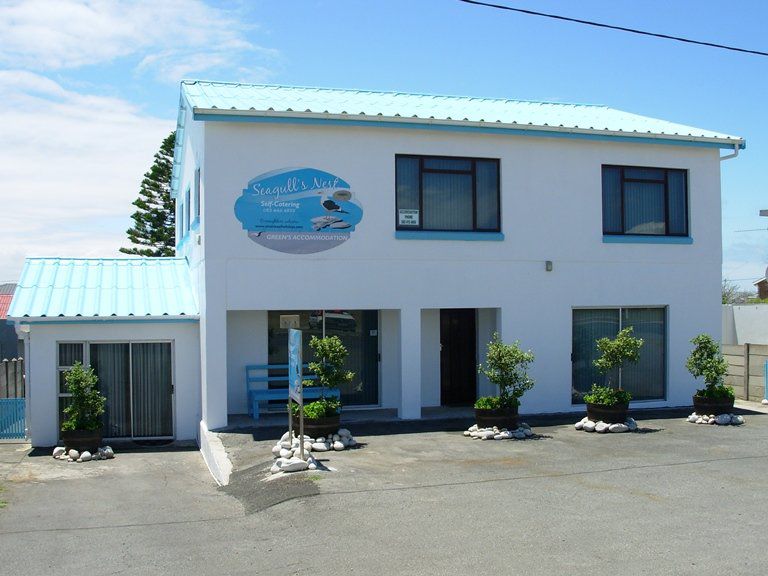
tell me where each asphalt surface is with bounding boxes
[1,405,768,575]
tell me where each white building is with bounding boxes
[9,82,744,460]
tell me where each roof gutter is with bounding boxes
[191,107,746,150]
[720,144,741,161]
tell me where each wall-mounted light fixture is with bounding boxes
[545,260,553,272]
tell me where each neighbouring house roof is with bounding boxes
[0,294,12,320]
[753,278,767,286]
[7,258,198,320]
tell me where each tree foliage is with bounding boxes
[686,334,733,400]
[476,333,535,408]
[120,132,176,256]
[61,362,106,432]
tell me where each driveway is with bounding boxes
[1,406,767,575]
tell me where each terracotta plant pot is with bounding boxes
[291,413,341,439]
[475,406,519,430]
[692,395,734,416]
[61,429,103,452]
[585,402,629,424]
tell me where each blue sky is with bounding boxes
[0,0,765,288]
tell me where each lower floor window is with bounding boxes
[267,310,379,406]
[57,341,173,438]
[572,307,666,403]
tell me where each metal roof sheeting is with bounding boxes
[8,258,198,320]
[180,81,744,146]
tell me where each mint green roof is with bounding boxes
[8,258,198,320]
[180,81,743,145]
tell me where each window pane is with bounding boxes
[423,158,471,171]
[396,157,420,220]
[602,167,622,233]
[59,370,70,394]
[91,343,131,438]
[572,309,620,403]
[58,343,83,367]
[58,396,73,436]
[476,160,499,230]
[194,168,201,219]
[423,172,473,230]
[132,343,173,437]
[624,181,665,234]
[667,170,687,235]
[624,168,665,181]
[621,308,665,400]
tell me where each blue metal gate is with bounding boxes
[0,398,25,439]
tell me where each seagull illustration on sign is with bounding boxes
[319,189,353,214]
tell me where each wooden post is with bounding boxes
[744,343,751,401]
[0,358,7,399]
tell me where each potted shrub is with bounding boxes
[583,327,643,424]
[686,334,734,415]
[60,362,106,451]
[474,333,535,429]
[290,335,353,438]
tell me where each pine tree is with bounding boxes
[120,132,176,257]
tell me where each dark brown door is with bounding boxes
[440,309,477,406]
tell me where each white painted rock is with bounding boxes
[303,441,313,452]
[595,421,610,433]
[270,463,282,474]
[609,423,629,433]
[80,451,92,462]
[512,431,525,440]
[280,431,291,442]
[626,418,637,431]
[279,448,293,459]
[280,441,293,449]
[523,428,533,437]
[99,447,114,459]
[53,447,66,459]
[481,431,496,440]
[687,414,698,423]
[715,414,732,425]
[332,434,340,442]
[68,449,80,460]
[347,438,357,447]
[332,441,345,451]
[732,415,745,425]
[312,442,330,452]
[574,421,584,430]
[338,428,351,438]
[493,434,504,440]
[762,399,768,405]
[583,420,596,432]
[695,417,703,424]
[282,457,309,473]
[272,445,282,456]
[308,462,317,470]
[708,419,716,425]
[463,430,471,436]
[469,424,478,432]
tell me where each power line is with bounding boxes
[458,0,768,57]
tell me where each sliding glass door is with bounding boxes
[572,308,666,403]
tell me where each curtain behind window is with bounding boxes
[132,343,173,437]
[423,172,473,230]
[572,309,620,402]
[621,308,666,400]
[90,343,131,438]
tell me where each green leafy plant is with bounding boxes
[292,336,353,420]
[61,362,106,432]
[584,327,643,406]
[686,334,734,400]
[475,333,534,410]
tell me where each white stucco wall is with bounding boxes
[722,304,768,345]
[187,119,723,417]
[25,321,200,447]
[226,310,268,415]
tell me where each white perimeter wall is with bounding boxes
[25,321,200,447]
[193,121,724,416]
[722,305,768,345]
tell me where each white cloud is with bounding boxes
[0,70,172,281]
[0,0,279,82]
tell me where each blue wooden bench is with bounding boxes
[245,363,340,420]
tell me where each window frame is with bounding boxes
[602,165,689,237]
[395,154,501,233]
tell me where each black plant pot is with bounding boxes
[475,406,519,430]
[692,395,734,416]
[61,429,103,452]
[291,413,341,439]
[585,402,629,424]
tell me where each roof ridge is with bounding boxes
[181,80,607,108]
[24,256,187,262]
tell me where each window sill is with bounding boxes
[395,231,504,241]
[602,235,693,245]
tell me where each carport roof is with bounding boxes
[8,258,198,320]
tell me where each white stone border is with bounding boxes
[686,412,744,425]
[574,417,637,433]
[270,428,356,474]
[463,423,534,440]
[200,420,233,486]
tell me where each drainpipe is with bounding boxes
[720,144,740,161]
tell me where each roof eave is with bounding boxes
[189,107,745,149]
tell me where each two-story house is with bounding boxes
[9,82,744,469]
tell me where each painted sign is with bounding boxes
[288,328,303,404]
[398,209,419,226]
[234,168,363,254]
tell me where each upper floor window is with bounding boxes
[396,155,500,232]
[194,167,201,221]
[602,166,688,236]
[184,186,191,234]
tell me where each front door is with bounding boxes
[440,309,477,406]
